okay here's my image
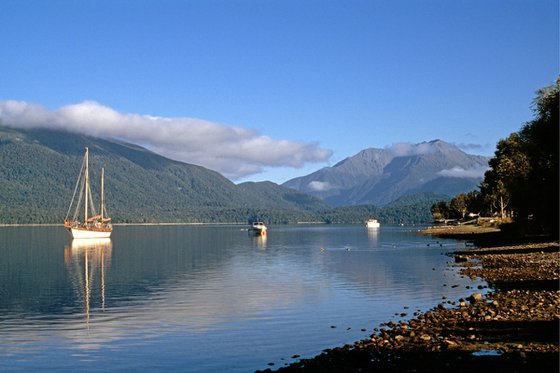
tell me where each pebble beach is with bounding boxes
[259,230,559,372]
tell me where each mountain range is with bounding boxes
[0,126,487,224]
[0,126,328,224]
[282,140,489,207]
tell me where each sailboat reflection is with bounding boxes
[64,238,112,327]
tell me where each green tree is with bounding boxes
[479,79,559,237]
[431,200,449,220]
[517,80,559,235]
[450,193,468,219]
[480,133,530,220]
[462,190,484,217]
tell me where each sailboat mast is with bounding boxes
[100,167,105,221]
[84,147,89,222]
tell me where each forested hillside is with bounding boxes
[0,126,442,225]
[0,127,324,223]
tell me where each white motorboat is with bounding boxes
[248,221,267,236]
[365,219,380,228]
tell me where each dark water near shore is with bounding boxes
[0,225,485,372]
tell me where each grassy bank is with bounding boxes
[418,224,501,237]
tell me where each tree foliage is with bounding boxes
[480,132,530,219]
[431,191,483,220]
[432,79,559,238]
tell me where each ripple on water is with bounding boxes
[0,225,487,372]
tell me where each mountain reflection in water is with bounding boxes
[0,225,486,372]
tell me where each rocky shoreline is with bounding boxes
[258,237,559,372]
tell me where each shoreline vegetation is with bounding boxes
[0,222,249,227]
[259,226,559,372]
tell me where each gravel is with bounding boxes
[257,240,559,372]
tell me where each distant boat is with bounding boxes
[248,221,267,236]
[365,219,380,228]
[64,147,112,239]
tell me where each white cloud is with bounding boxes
[307,181,332,192]
[0,100,332,179]
[437,166,488,179]
[386,142,435,157]
[455,142,491,155]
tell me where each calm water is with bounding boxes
[0,225,485,372]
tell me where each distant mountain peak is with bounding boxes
[283,140,489,207]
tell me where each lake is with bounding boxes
[0,224,485,372]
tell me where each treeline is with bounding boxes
[0,126,446,226]
[432,79,559,237]
[116,192,445,225]
[0,195,441,226]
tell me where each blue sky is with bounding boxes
[1,0,558,183]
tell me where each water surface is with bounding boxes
[0,225,485,371]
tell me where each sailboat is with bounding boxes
[64,147,112,239]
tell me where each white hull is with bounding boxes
[248,222,267,236]
[366,219,380,228]
[71,237,112,249]
[69,227,112,239]
[248,228,267,236]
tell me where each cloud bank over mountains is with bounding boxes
[437,166,489,179]
[0,100,332,179]
[385,142,437,157]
